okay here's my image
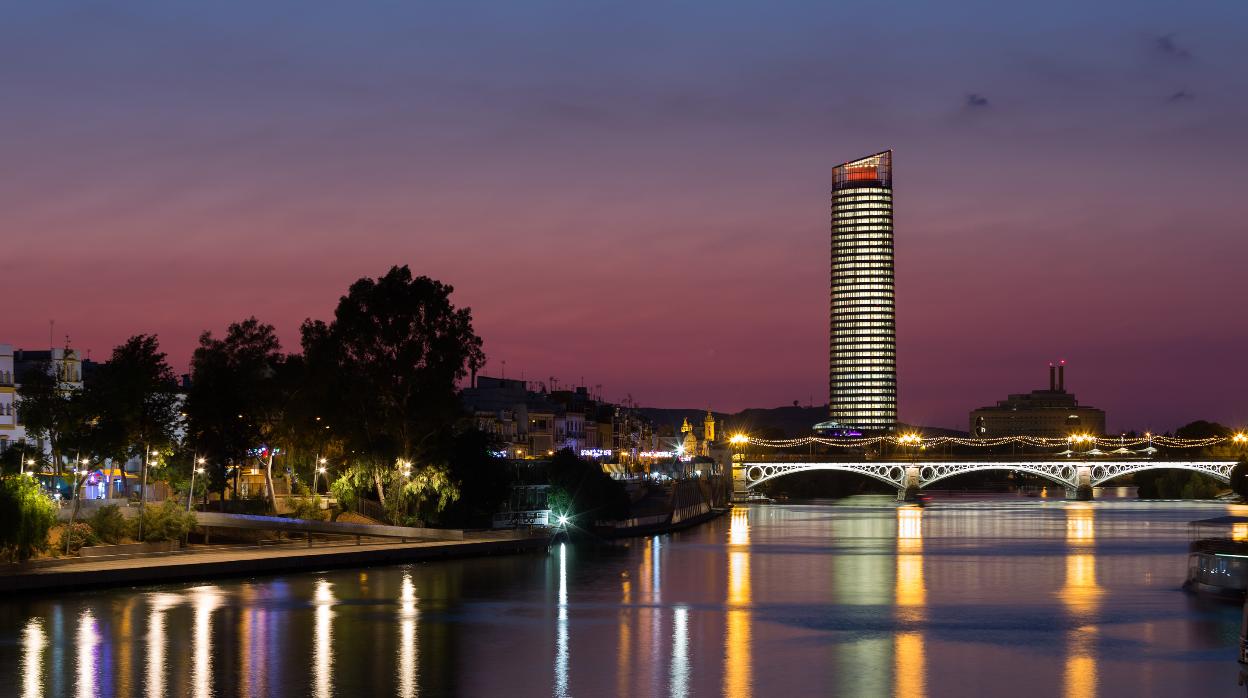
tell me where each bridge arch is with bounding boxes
[917,463,1076,490]
[741,460,1238,494]
[743,462,906,490]
[1086,461,1232,486]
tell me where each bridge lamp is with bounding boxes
[729,434,749,446]
[556,513,570,527]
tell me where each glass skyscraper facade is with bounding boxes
[829,150,896,431]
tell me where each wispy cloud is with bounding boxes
[1154,33,1192,61]
[1165,89,1194,103]
[965,93,990,109]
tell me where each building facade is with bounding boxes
[829,150,897,431]
[969,362,1106,437]
[0,345,17,452]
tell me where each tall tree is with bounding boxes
[89,336,182,499]
[185,318,289,510]
[15,361,83,475]
[302,266,485,516]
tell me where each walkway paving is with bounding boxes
[0,532,551,594]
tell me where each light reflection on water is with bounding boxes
[398,571,419,698]
[895,505,925,698]
[725,506,752,697]
[22,618,44,698]
[1,499,1243,696]
[313,578,334,698]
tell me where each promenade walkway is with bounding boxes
[0,531,550,594]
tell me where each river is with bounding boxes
[2,498,1244,697]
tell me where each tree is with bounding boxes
[387,464,461,526]
[0,476,58,561]
[87,336,181,505]
[1230,459,1248,500]
[15,361,83,475]
[1175,420,1233,440]
[185,318,290,511]
[432,428,513,528]
[301,266,485,511]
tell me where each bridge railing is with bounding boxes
[737,453,1163,464]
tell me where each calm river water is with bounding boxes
[2,498,1246,697]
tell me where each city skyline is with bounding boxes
[5,2,1247,433]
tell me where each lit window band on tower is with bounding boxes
[830,150,896,432]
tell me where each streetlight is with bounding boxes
[138,449,159,541]
[188,459,206,512]
[311,457,327,495]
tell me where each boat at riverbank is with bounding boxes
[1184,515,1248,597]
[593,477,729,538]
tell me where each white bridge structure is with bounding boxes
[738,460,1237,500]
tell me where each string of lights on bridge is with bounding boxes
[731,432,1248,450]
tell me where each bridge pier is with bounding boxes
[1066,466,1094,500]
[897,466,921,502]
[731,458,750,502]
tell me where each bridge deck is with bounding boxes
[740,459,1237,491]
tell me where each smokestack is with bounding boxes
[1049,363,1056,391]
[1058,360,1066,392]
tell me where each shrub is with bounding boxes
[62,522,97,555]
[136,500,198,542]
[288,495,326,521]
[0,475,58,561]
[88,504,131,544]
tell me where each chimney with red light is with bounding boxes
[1049,362,1056,392]
[1058,360,1066,392]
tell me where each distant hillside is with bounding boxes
[637,405,967,438]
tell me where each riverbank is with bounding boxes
[0,531,551,595]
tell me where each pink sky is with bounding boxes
[4,2,1247,432]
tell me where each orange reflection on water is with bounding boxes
[725,507,752,698]
[617,576,632,698]
[894,506,926,698]
[1061,505,1100,698]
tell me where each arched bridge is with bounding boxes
[739,460,1237,500]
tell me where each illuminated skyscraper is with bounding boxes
[829,150,896,431]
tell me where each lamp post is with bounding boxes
[312,457,327,495]
[188,459,206,512]
[137,448,158,541]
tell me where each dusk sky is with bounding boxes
[4,1,1247,433]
